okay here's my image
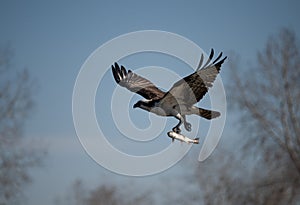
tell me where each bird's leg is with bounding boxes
[173,113,184,134]
[183,115,192,132]
[173,114,192,133]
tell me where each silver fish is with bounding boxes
[167,131,199,144]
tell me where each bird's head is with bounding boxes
[133,100,143,109]
[133,100,152,111]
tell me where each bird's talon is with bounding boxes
[172,127,181,134]
[185,122,192,132]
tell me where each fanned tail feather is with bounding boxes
[193,107,220,120]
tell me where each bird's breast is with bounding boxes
[149,107,169,116]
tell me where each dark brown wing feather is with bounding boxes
[163,49,227,106]
[111,63,165,100]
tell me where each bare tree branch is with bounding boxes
[0,45,44,205]
[196,28,300,205]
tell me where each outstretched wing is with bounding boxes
[162,49,227,106]
[112,63,165,100]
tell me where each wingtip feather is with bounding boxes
[196,53,204,70]
[210,48,214,57]
[111,65,120,83]
[201,49,215,69]
[121,65,127,77]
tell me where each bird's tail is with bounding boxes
[192,106,220,120]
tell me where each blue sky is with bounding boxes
[1,0,300,204]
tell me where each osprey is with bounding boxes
[112,49,227,134]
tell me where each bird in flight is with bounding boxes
[112,49,227,134]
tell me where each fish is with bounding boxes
[167,131,199,144]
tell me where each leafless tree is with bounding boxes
[0,45,44,204]
[55,179,153,205]
[196,28,300,204]
[86,184,119,205]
